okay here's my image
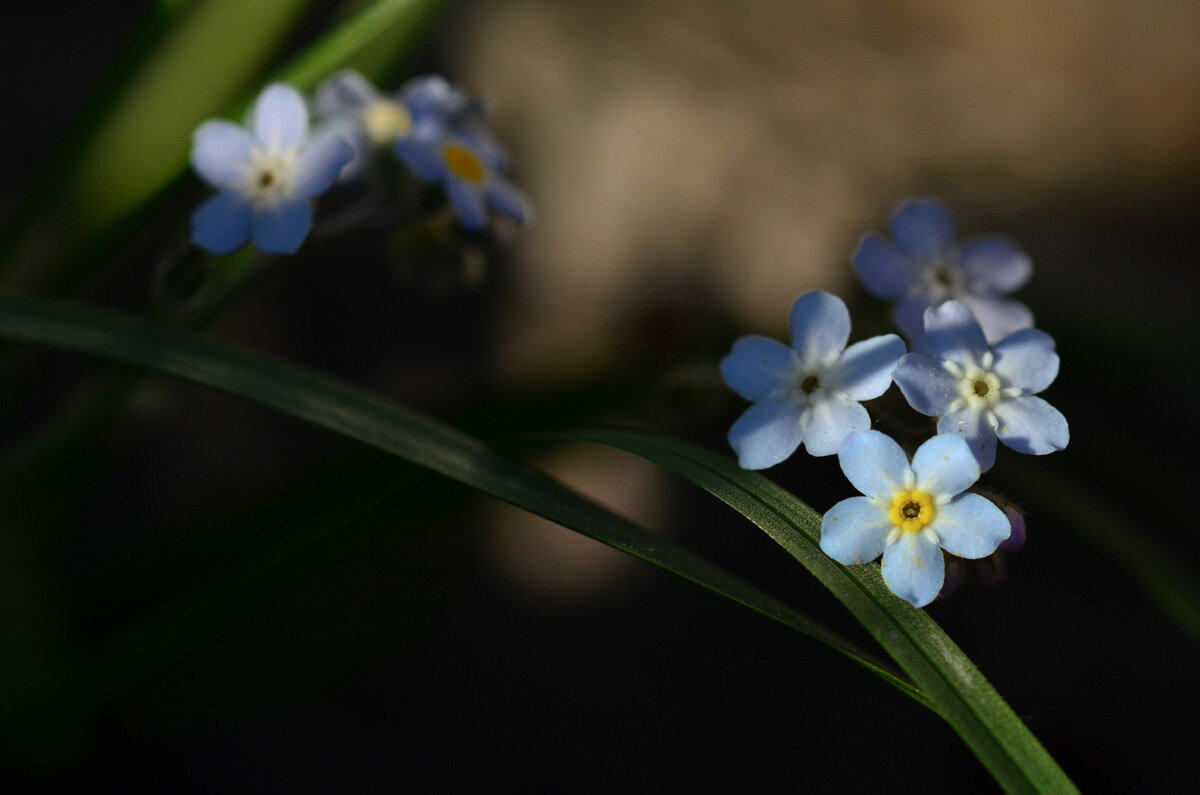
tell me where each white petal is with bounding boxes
[911,434,980,498]
[789,291,850,365]
[800,395,870,457]
[727,398,803,470]
[820,497,889,565]
[881,531,945,607]
[932,494,1010,559]
[837,430,911,499]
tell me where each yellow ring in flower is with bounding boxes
[888,490,936,533]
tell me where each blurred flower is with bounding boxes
[893,300,1068,471]
[820,431,1010,607]
[396,128,530,230]
[189,83,353,254]
[852,197,1033,343]
[719,290,905,468]
[315,69,415,178]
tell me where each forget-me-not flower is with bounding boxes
[315,70,416,178]
[820,431,1011,607]
[893,300,1068,471]
[852,197,1034,343]
[395,127,530,231]
[719,291,906,468]
[190,83,354,254]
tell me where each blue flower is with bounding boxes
[719,291,906,468]
[852,197,1034,343]
[892,300,1069,471]
[394,127,530,230]
[315,70,416,178]
[820,431,1011,607]
[189,83,354,254]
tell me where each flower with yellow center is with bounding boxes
[720,291,906,469]
[894,300,1068,472]
[819,431,1011,607]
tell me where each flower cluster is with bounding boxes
[188,72,530,256]
[720,197,1068,607]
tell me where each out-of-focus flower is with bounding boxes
[820,431,1010,607]
[852,197,1033,343]
[189,83,353,254]
[719,291,905,468]
[315,69,415,178]
[892,300,1068,471]
[395,129,530,230]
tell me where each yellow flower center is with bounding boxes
[363,100,413,144]
[442,142,486,184]
[888,490,936,533]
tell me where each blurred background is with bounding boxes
[3,0,1200,791]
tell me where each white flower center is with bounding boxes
[911,256,964,301]
[943,351,1020,416]
[363,99,413,144]
[239,146,299,209]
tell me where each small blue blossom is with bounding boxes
[719,291,906,468]
[852,197,1034,343]
[189,83,354,254]
[893,300,1069,471]
[315,69,417,179]
[820,431,1011,607]
[395,127,530,230]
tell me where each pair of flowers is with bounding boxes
[189,72,529,256]
[720,202,1068,606]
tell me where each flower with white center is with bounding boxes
[893,300,1069,471]
[852,197,1034,343]
[395,128,531,230]
[719,291,906,468]
[315,69,416,178]
[820,431,1011,607]
[189,83,354,255]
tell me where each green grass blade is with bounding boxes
[0,294,925,708]
[560,427,1077,795]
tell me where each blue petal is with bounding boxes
[889,198,956,259]
[486,178,531,224]
[252,199,313,254]
[800,395,870,457]
[251,83,308,150]
[315,69,380,116]
[991,328,1059,393]
[937,407,997,471]
[894,353,958,416]
[958,236,1032,294]
[993,396,1069,455]
[292,127,355,199]
[838,430,910,499]
[922,300,990,368]
[445,178,489,230]
[892,296,933,344]
[191,120,254,191]
[957,294,1034,344]
[719,336,796,402]
[852,233,918,299]
[394,138,445,181]
[789,291,850,364]
[932,493,1010,559]
[728,398,803,470]
[881,531,944,607]
[828,333,906,401]
[911,434,979,497]
[402,74,470,121]
[820,496,889,565]
[190,192,252,254]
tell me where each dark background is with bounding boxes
[3,1,1200,792]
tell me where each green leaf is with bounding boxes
[0,294,923,710]
[559,427,1077,795]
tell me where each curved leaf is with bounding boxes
[560,427,1077,795]
[0,294,923,708]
